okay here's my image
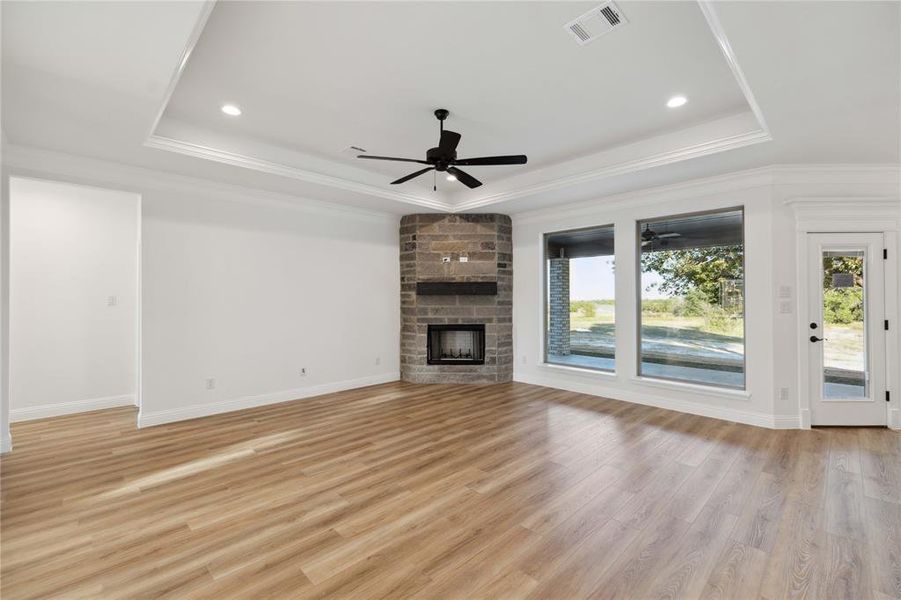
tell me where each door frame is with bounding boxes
[792,198,899,430]
[805,232,886,425]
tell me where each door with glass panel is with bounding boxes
[807,233,886,426]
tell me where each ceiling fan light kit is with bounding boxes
[357,108,528,189]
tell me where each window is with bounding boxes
[638,208,745,388]
[545,225,615,371]
[821,250,866,398]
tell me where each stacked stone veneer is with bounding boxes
[400,214,512,384]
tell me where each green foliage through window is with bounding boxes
[823,288,863,324]
[640,245,743,306]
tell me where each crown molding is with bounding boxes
[144,0,217,141]
[513,164,900,223]
[771,164,901,186]
[144,135,451,211]
[513,165,776,223]
[782,194,900,207]
[1,144,401,222]
[784,194,901,230]
[697,0,770,136]
[452,127,772,212]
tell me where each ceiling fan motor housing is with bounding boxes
[426,146,456,171]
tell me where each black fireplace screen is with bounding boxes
[427,324,486,365]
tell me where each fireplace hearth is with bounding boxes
[428,324,485,365]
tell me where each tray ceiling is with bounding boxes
[150,1,767,210]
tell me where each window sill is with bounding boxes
[539,362,618,378]
[629,376,751,401]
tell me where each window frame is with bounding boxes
[542,223,616,373]
[635,206,747,390]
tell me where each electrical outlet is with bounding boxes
[521,354,527,364]
[205,378,216,390]
[300,368,307,376]
[459,256,469,263]
[778,387,789,401]
[107,295,118,307]
[375,357,381,366]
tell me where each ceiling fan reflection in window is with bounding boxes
[356,109,527,189]
[640,223,682,248]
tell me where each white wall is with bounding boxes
[1,173,11,450]
[1,149,401,433]
[138,188,400,426]
[10,178,139,420]
[512,168,900,429]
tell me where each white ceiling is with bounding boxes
[165,2,747,174]
[2,1,898,215]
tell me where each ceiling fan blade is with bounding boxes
[447,166,482,189]
[453,155,528,166]
[439,130,461,153]
[391,167,434,185]
[656,233,682,239]
[358,155,429,164]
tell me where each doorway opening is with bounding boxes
[9,177,141,424]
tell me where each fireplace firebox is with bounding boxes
[427,324,486,365]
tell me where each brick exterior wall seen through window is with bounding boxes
[547,258,571,356]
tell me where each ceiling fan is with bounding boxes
[641,223,682,247]
[356,109,527,189]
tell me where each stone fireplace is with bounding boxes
[400,214,512,383]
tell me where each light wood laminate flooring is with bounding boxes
[2,382,899,599]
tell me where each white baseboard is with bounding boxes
[10,394,136,422]
[137,372,400,428]
[1,430,11,454]
[514,370,791,430]
[771,414,802,429]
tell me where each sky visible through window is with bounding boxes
[569,256,666,300]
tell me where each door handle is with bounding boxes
[809,335,826,343]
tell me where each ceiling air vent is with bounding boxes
[564,2,628,46]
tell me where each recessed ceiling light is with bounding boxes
[221,104,242,116]
[666,95,687,108]
[446,174,457,181]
